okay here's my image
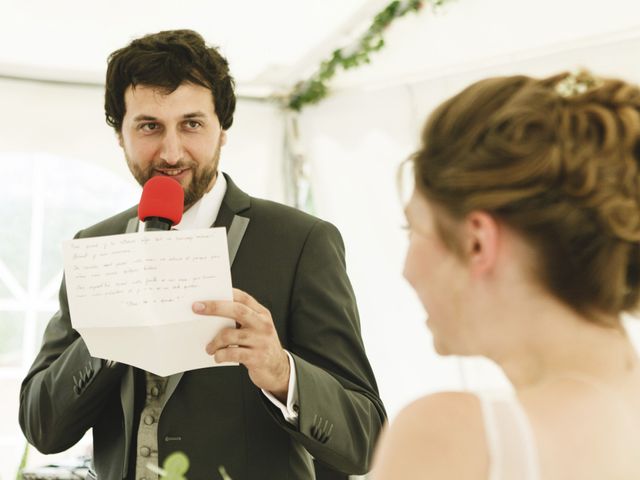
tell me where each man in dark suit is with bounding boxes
[19,29,385,479]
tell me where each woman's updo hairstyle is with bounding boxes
[412,70,640,324]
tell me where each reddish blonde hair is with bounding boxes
[412,72,640,323]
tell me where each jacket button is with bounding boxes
[140,446,151,457]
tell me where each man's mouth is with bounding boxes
[155,168,189,177]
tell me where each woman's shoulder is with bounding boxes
[396,391,486,431]
[371,392,489,480]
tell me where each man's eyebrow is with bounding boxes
[132,114,157,122]
[183,112,207,119]
[131,112,208,122]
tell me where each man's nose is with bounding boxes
[160,130,184,165]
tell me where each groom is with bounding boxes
[19,29,386,479]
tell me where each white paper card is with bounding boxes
[63,228,235,376]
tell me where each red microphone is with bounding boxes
[138,176,184,231]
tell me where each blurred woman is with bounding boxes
[373,71,640,479]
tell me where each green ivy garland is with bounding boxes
[287,0,451,111]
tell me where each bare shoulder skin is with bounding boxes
[372,391,488,480]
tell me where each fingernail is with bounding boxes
[193,302,205,312]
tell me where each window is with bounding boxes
[0,152,138,478]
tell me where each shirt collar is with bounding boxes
[175,172,227,230]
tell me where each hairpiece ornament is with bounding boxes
[555,70,603,98]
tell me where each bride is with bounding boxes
[372,71,640,479]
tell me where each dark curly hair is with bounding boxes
[412,71,640,323]
[104,29,236,132]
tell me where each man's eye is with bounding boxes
[186,120,201,129]
[140,123,158,132]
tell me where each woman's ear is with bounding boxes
[464,211,499,276]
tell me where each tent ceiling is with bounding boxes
[0,0,386,95]
[1,0,639,97]
[331,0,640,91]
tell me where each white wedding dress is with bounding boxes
[475,391,541,480]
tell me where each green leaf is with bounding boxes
[218,466,233,480]
[162,451,190,478]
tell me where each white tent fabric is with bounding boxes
[2,0,640,476]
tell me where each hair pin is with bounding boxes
[555,69,602,98]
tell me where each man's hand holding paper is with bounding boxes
[194,288,291,402]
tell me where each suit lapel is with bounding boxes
[161,175,251,408]
[125,216,139,234]
[215,200,251,265]
[118,212,139,473]
[226,215,250,265]
[119,367,135,474]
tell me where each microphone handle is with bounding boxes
[143,217,174,231]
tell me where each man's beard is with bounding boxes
[126,145,221,210]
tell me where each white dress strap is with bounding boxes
[475,392,541,480]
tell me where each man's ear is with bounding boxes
[220,130,227,146]
[117,132,124,149]
[464,211,499,276]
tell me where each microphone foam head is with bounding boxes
[138,176,184,226]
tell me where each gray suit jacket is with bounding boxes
[19,174,386,479]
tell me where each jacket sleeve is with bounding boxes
[267,219,387,474]
[19,237,126,454]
